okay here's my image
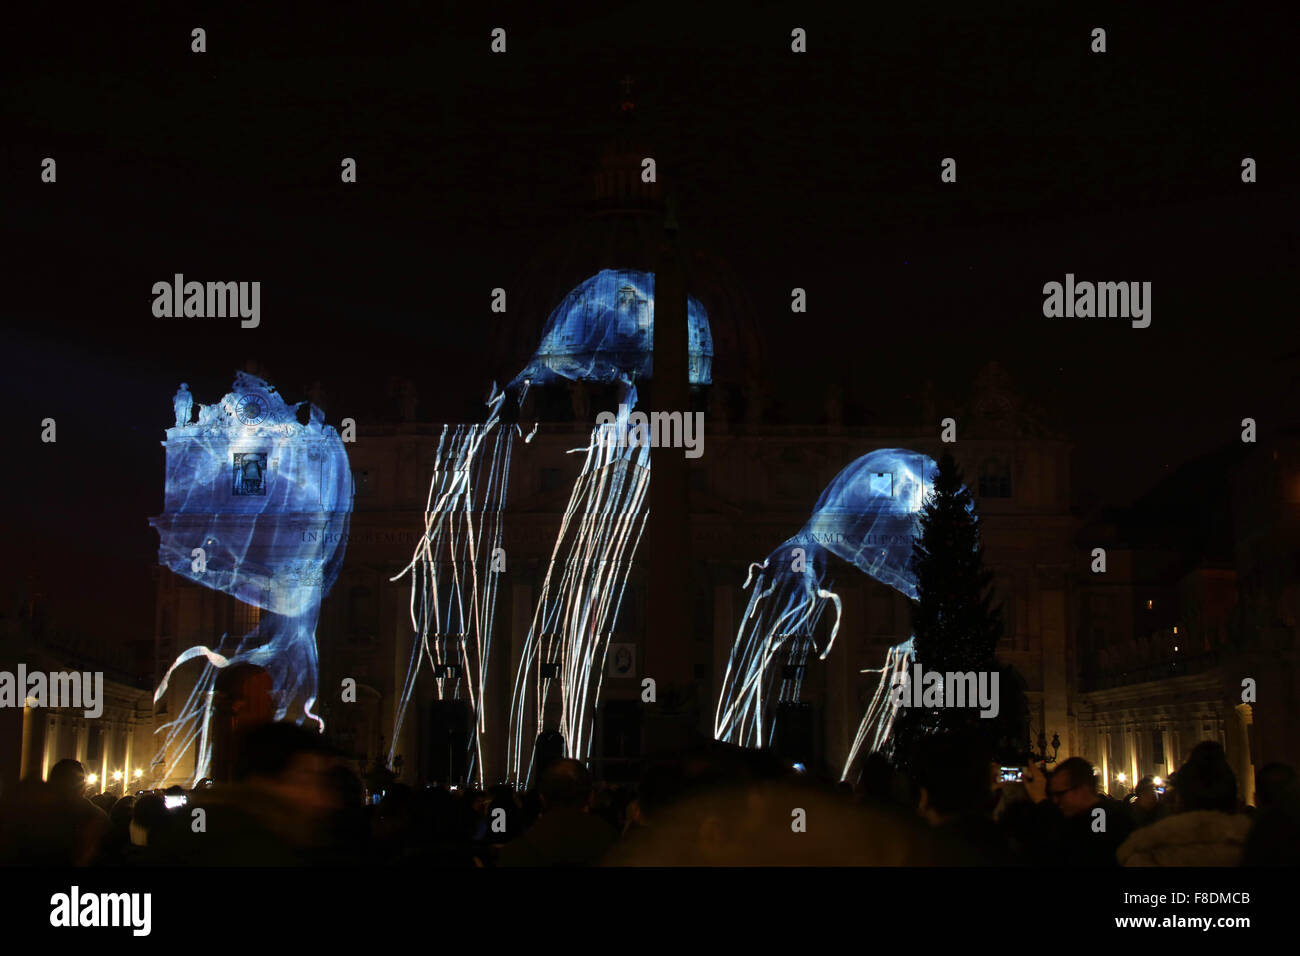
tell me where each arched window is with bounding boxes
[978,456,1012,498]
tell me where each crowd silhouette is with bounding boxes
[2,724,1296,867]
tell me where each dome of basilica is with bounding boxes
[494,93,763,399]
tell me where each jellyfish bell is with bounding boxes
[800,448,944,601]
[151,371,351,616]
[716,447,968,753]
[507,268,714,395]
[499,270,715,783]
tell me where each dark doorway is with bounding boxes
[427,699,472,786]
[774,701,816,769]
[601,699,642,783]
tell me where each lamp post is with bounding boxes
[1031,730,1061,766]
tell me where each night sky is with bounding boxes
[3,1,1297,650]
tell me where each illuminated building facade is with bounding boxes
[146,108,1082,788]
[1076,434,1300,801]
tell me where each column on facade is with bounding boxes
[1234,703,1256,806]
[123,706,135,792]
[711,580,733,743]
[1039,577,1070,758]
[1128,725,1138,787]
[74,718,87,766]
[19,700,46,782]
[41,715,55,781]
[99,719,110,794]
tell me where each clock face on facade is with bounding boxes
[237,392,270,425]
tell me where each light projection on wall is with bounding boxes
[506,394,650,786]
[509,268,713,389]
[386,268,711,787]
[713,448,948,780]
[150,372,353,784]
[503,268,716,785]
[388,384,526,788]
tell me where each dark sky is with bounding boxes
[3,1,1297,647]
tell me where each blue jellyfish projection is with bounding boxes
[510,268,713,390]
[150,372,352,784]
[504,400,650,785]
[714,448,954,779]
[387,385,524,787]
[501,268,714,785]
[388,268,713,786]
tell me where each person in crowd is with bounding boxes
[0,759,106,865]
[164,722,343,865]
[857,751,918,815]
[608,744,927,865]
[90,792,117,816]
[49,759,109,865]
[1117,742,1251,866]
[912,732,1019,864]
[1129,776,1163,830]
[497,758,617,866]
[95,793,136,865]
[123,792,171,863]
[1001,756,1131,865]
[478,783,523,846]
[318,763,369,865]
[1242,762,1300,866]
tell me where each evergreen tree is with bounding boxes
[891,452,1027,770]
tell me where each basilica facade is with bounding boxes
[142,110,1294,799]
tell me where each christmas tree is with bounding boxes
[891,452,1028,771]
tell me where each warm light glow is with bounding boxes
[86,773,99,785]
[1146,600,1153,610]
[112,770,123,781]
[1174,645,1179,652]
[1153,776,1164,787]
[1117,772,1128,784]
[134,769,143,779]
[1173,626,1178,634]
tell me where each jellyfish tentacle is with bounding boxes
[716,449,962,780]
